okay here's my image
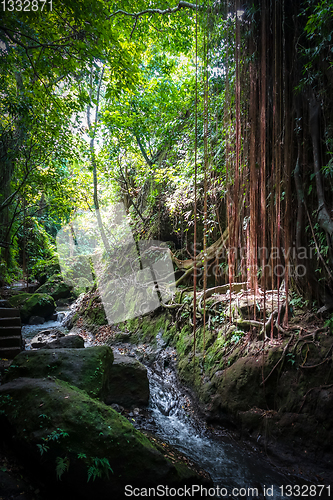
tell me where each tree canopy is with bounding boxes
[0,0,332,317]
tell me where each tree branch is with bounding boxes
[135,134,153,166]
[130,18,138,39]
[117,159,146,222]
[0,25,85,51]
[108,1,201,20]
[0,166,34,212]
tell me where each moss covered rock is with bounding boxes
[105,353,149,408]
[66,291,107,330]
[9,293,56,323]
[0,378,209,499]
[8,293,31,308]
[5,346,148,408]
[35,273,73,301]
[4,346,113,400]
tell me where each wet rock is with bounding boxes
[105,352,149,408]
[110,403,125,414]
[115,332,132,342]
[28,315,45,325]
[43,334,84,349]
[30,328,65,348]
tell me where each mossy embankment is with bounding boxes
[0,342,212,498]
[75,288,333,477]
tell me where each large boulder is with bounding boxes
[31,331,84,349]
[5,347,149,408]
[44,334,85,349]
[0,378,209,499]
[28,315,45,325]
[4,346,113,400]
[105,352,149,408]
[9,293,56,323]
[30,328,66,348]
[35,273,73,301]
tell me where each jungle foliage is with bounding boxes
[0,0,332,312]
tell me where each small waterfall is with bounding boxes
[21,307,70,349]
[144,341,310,500]
[57,310,67,323]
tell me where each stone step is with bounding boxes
[0,308,20,318]
[0,346,22,359]
[0,336,22,348]
[0,326,22,337]
[0,317,21,327]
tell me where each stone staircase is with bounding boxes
[0,300,22,359]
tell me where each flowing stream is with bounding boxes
[142,333,307,500]
[22,310,67,349]
[22,319,323,500]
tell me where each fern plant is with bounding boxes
[36,443,49,456]
[55,456,70,480]
[87,457,113,482]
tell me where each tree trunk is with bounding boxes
[309,95,333,239]
[87,66,111,255]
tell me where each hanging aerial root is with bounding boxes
[298,342,333,370]
[262,310,278,338]
[260,334,295,386]
[298,384,333,414]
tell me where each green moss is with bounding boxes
[8,293,31,308]
[174,290,194,304]
[83,299,107,327]
[129,333,139,344]
[175,325,192,356]
[35,273,73,300]
[0,377,207,494]
[164,322,176,341]
[114,315,171,345]
[126,318,140,332]
[4,346,114,400]
[139,316,167,343]
[9,293,56,322]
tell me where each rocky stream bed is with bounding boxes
[0,287,333,499]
